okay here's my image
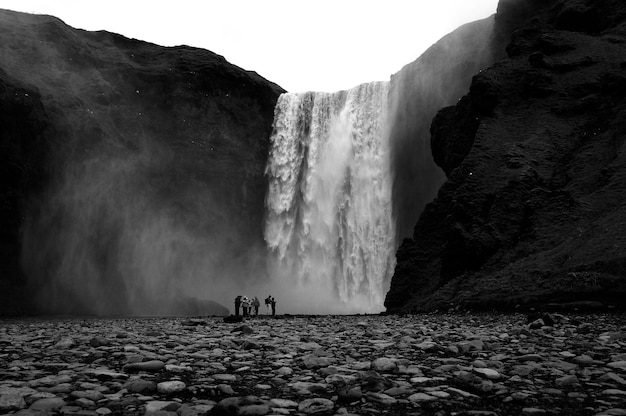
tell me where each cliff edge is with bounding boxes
[386,0,626,312]
[0,9,284,315]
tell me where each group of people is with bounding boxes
[234,295,276,317]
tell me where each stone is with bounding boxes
[301,355,334,369]
[269,399,298,408]
[474,368,501,380]
[600,373,626,385]
[83,369,128,380]
[29,397,66,412]
[371,357,397,372]
[338,386,362,402]
[602,389,626,396]
[213,374,238,382]
[123,360,165,372]
[555,375,581,388]
[291,382,328,395]
[124,379,157,393]
[276,367,293,376]
[54,337,75,349]
[70,390,105,401]
[408,392,437,402]
[1,313,626,416]
[232,325,254,335]
[165,364,193,373]
[211,396,270,416]
[216,384,235,395]
[89,337,110,347]
[297,398,334,414]
[0,387,38,411]
[366,392,397,405]
[145,401,178,414]
[608,361,626,371]
[518,354,543,362]
[429,390,451,399]
[157,381,186,394]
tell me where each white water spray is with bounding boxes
[264,82,395,313]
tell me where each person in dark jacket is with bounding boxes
[253,296,260,316]
[234,295,242,316]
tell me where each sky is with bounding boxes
[0,0,500,92]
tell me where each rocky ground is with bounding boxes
[0,313,625,416]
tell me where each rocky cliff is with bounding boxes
[386,0,626,312]
[0,9,284,315]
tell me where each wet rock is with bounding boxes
[408,392,437,402]
[338,386,362,402]
[157,381,186,394]
[70,390,105,402]
[291,382,328,395]
[371,357,397,372]
[123,360,165,372]
[366,392,397,405]
[269,398,298,408]
[210,396,270,415]
[474,368,501,380]
[124,379,157,393]
[608,361,626,371]
[89,337,110,347]
[297,398,334,414]
[0,387,37,411]
[555,375,581,388]
[232,325,254,335]
[0,313,624,416]
[145,400,179,414]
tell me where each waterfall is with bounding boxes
[264,82,395,312]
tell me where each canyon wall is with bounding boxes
[0,9,283,315]
[386,0,626,312]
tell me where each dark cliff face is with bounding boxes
[0,70,49,315]
[386,0,626,312]
[0,9,284,315]
[388,16,500,241]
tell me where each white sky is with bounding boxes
[0,0,500,92]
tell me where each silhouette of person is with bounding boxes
[253,296,260,316]
[234,295,242,316]
[265,295,272,314]
[242,296,250,317]
[271,297,276,316]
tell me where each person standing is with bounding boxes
[271,297,276,316]
[253,296,260,316]
[242,296,249,317]
[265,296,272,315]
[234,295,242,317]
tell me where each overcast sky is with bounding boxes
[1,0,500,92]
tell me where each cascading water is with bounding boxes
[264,82,395,312]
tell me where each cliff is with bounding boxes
[388,16,499,241]
[0,9,284,315]
[386,0,626,312]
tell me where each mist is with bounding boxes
[389,17,498,240]
[7,12,504,317]
[260,18,502,313]
[264,84,395,314]
[20,137,269,316]
[3,14,282,316]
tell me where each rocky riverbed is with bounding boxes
[0,313,625,416]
